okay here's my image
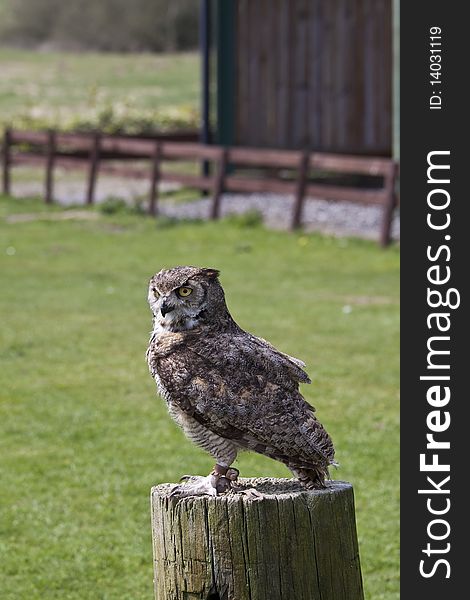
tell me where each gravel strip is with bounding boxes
[159,193,400,241]
[10,178,400,241]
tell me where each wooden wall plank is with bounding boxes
[350,0,365,153]
[267,0,277,145]
[308,0,323,150]
[321,0,334,151]
[381,0,393,149]
[235,0,245,144]
[247,1,260,146]
[363,0,375,149]
[257,0,269,147]
[277,0,292,147]
[335,0,347,149]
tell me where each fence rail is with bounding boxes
[2,128,398,245]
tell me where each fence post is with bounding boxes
[148,142,162,216]
[380,162,398,247]
[2,128,12,196]
[44,129,56,204]
[210,147,228,219]
[151,478,364,600]
[86,131,101,205]
[291,150,310,230]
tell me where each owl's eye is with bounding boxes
[177,286,193,298]
[152,287,160,299]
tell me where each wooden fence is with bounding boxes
[2,128,398,245]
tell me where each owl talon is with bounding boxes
[215,476,231,493]
[169,474,231,498]
[225,467,239,481]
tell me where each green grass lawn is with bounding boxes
[0,195,399,599]
[0,48,199,131]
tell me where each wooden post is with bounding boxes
[44,129,56,204]
[151,478,364,600]
[380,162,398,247]
[2,127,11,195]
[149,142,162,216]
[210,147,228,219]
[291,150,310,230]
[86,131,101,205]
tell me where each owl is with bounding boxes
[146,266,336,496]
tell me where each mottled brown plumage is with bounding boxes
[146,266,335,494]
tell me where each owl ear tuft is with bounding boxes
[200,268,220,280]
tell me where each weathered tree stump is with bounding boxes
[150,478,364,600]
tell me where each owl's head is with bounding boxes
[148,266,231,332]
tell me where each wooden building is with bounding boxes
[202,0,399,158]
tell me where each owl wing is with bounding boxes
[153,331,335,467]
[246,333,312,385]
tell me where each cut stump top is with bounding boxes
[151,477,352,501]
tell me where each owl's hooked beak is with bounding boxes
[160,300,175,317]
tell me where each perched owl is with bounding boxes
[146,266,336,496]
